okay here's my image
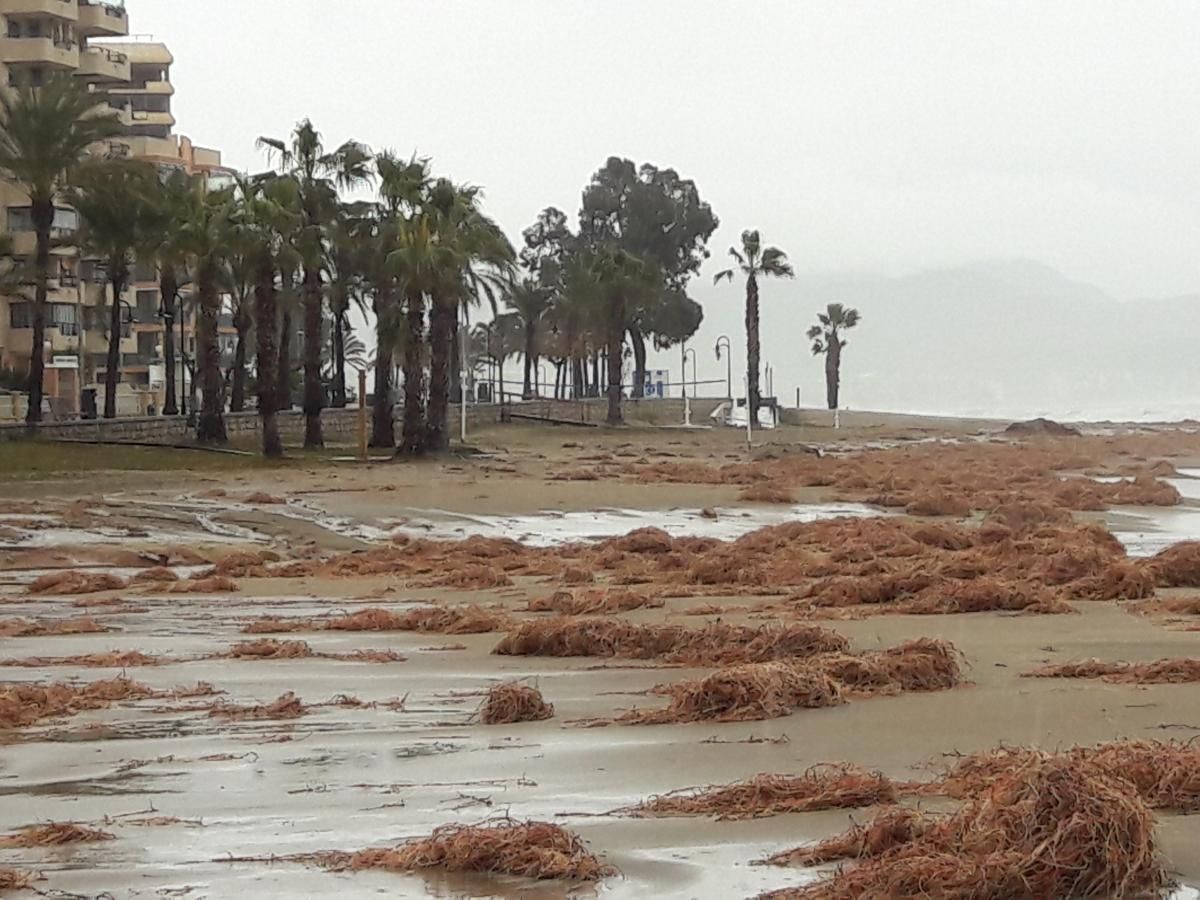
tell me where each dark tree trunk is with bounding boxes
[826,337,841,410]
[424,296,454,454]
[195,259,227,444]
[399,290,426,456]
[522,323,535,399]
[745,272,761,420]
[276,269,293,412]
[371,290,395,448]
[571,355,584,400]
[254,250,282,458]
[629,324,647,398]
[591,350,601,399]
[606,295,626,425]
[161,266,178,415]
[332,309,347,408]
[26,200,53,424]
[103,267,126,419]
[302,265,323,449]
[449,313,461,402]
[230,300,250,413]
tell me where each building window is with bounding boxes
[9,303,31,329]
[5,206,78,233]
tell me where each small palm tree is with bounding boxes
[142,169,200,416]
[178,184,235,444]
[69,159,157,419]
[807,302,861,410]
[258,119,373,448]
[0,75,122,423]
[506,278,550,398]
[713,230,793,420]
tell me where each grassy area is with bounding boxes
[0,440,302,480]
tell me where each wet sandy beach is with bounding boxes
[3,420,1200,898]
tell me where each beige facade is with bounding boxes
[0,2,234,418]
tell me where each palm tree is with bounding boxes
[0,75,122,423]
[506,278,550,398]
[178,183,234,444]
[713,230,793,420]
[142,169,198,416]
[221,183,258,414]
[326,201,373,408]
[67,159,156,419]
[421,181,513,453]
[258,120,372,449]
[473,312,522,402]
[807,302,861,411]
[231,175,301,458]
[369,152,430,449]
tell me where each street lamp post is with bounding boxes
[714,335,732,402]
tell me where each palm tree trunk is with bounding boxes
[254,250,282,458]
[371,290,395,448]
[103,270,124,419]
[302,265,323,449]
[606,295,625,425]
[332,309,347,408]
[592,350,601,399]
[522,324,535,399]
[230,309,249,413]
[276,269,293,412]
[161,266,178,415]
[826,339,840,410]
[449,313,462,403]
[628,324,647,399]
[424,296,454,454]
[26,200,53,425]
[745,272,761,420]
[195,259,227,444]
[399,290,426,456]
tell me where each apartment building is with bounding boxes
[0,1,235,418]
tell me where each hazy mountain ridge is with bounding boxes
[682,259,1199,421]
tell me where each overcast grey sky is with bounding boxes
[129,1,1198,300]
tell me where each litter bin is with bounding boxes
[477,383,492,403]
[80,388,97,420]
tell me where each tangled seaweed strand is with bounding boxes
[323,819,615,882]
[623,765,896,820]
[766,755,1164,900]
[762,807,934,866]
[1024,657,1200,684]
[0,868,36,890]
[478,682,554,725]
[0,822,114,848]
[326,605,507,635]
[493,619,848,665]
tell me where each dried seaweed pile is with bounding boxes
[224,640,314,660]
[930,741,1200,812]
[626,433,1187,519]
[526,589,664,615]
[325,605,507,634]
[27,571,127,595]
[0,868,35,890]
[765,755,1164,899]
[0,616,110,637]
[0,822,114,847]
[622,764,896,820]
[1025,657,1200,684]
[616,662,845,724]
[0,650,165,668]
[493,618,848,665]
[611,639,964,725]
[478,682,554,724]
[0,677,156,728]
[324,819,615,881]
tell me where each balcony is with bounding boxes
[106,79,173,96]
[3,1,79,21]
[8,231,78,257]
[0,35,79,69]
[77,45,129,82]
[77,1,128,37]
[129,109,175,128]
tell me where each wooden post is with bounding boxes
[357,368,367,463]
